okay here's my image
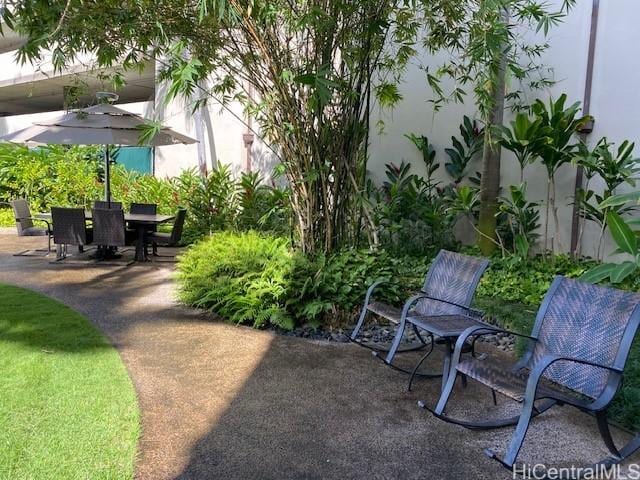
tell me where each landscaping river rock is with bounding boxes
[278,323,516,352]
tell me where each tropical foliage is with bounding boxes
[176,231,429,330]
[575,139,638,259]
[582,192,640,285]
[444,116,484,185]
[368,146,455,257]
[0,143,289,241]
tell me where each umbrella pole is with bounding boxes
[105,144,111,207]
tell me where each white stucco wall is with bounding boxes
[151,61,279,180]
[369,0,640,258]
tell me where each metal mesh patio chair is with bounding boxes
[9,199,53,255]
[350,250,489,374]
[146,208,186,259]
[93,200,123,210]
[430,276,640,471]
[51,207,92,260]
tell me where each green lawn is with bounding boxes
[0,284,140,479]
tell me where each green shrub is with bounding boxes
[0,143,290,242]
[177,235,599,329]
[370,161,457,256]
[0,208,14,227]
[177,231,296,329]
[177,231,432,329]
[236,171,291,235]
[289,248,429,325]
[609,340,640,431]
[476,253,595,305]
[0,144,103,210]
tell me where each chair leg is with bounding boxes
[151,243,179,259]
[596,410,622,459]
[489,408,640,473]
[350,302,370,341]
[384,316,409,364]
[433,364,459,415]
[592,430,640,469]
[488,388,537,468]
[407,336,435,391]
[54,244,67,261]
[350,290,429,356]
[410,324,425,343]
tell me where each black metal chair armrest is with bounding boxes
[448,326,537,379]
[400,292,434,318]
[533,353,622,376]
[31,217,52,232]
[411,293,477,313]
[434,323,529,415]
[458,325,536,345]
[363,278,388,305]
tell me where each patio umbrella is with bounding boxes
[0,103,197,206]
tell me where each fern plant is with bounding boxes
[177,231,295,330]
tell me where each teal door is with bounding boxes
[113,147,153,174]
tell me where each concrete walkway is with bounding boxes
[0,231,636,479]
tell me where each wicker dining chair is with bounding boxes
[350,250,489,374]
[130,203,157,215]
[130,203,158,230]
[92,208,136,248]
[51,207,92,260]
[146,208,187,258]
[430,276,640,471]
[10,198,53,255]
[93,200,123,210]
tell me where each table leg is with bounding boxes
[135,224,146,262]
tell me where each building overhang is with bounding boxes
[0,24,26,54]
[0,61,156,115]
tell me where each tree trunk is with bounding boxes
[550,175,563,253]
[477,62,507,255]
[543,176,551,257]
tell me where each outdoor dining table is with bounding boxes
[35,211,175,262]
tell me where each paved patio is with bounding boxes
[1,230,637,479]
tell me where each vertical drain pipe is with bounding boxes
[570,0,600,256]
